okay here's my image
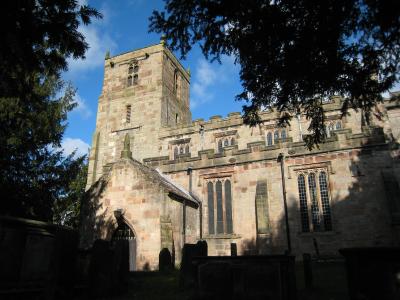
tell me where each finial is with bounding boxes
[120,134,132,159]
[105,50,110,60]
[160,34,167,46]
[186,67,191,76]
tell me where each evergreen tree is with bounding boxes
[0,1,100,221]
[150,0,400,147]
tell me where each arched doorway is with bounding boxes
[112,222,136,271]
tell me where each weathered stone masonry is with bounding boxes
[81,40,400,270]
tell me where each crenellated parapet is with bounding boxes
[144,126,387,173]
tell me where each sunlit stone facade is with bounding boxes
[81,41,400,270]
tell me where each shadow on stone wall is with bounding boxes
[270,128,400,258]
[79,177,115,248]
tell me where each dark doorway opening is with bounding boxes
[112,222,136,271]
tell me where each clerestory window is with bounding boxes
[217,136,236,153]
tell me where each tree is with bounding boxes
[149,0,400,147]
[53,157,88,229]
[0,1,100,221]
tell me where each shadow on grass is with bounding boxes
[110,270,193,300]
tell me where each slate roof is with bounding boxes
[119,158,200,207]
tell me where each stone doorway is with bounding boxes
[112,222,136,271]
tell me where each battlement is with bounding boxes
[144,126,387,174]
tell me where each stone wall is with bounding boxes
[145,126,399,257]
[81,159,199,270]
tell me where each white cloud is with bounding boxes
[73,93,92,119]
[190,55,238,109]
[62,138,90,157]
[67,25,116,74]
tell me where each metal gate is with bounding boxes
[112,222,136,271]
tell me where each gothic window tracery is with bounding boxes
[127,62,139,87]
[206,178,233,235]
[265,128,288,145]
[297,169,332,232]
[172,141,190,159]
[326,120,343,137]
[216,136,236,153]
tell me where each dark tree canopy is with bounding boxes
[149,0,400,147]
[0,1,100,221]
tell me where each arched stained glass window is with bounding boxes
[308,173,321,231]
[185,145,190,154]
[230,137,235,146]
[133,64,139,73]
[298,174,310,232]
[179,146,184,154]
[267,132,273,146]
[225,180,233,234]
[216,181,224,234]
[224,139,229,147]
[336,121,342,130]
[128,65,134,74]
[207,182,215,234]
[319,172,332,231]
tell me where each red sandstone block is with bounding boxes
[315,156,326,162]
[305,157,314,164]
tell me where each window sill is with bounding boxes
[204,234,241,240]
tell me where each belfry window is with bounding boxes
[126,105,131,123]
[207,179,233,235]
[133,74,138,85]
[127,62,139,87]
[297,170,332,232]
[127,75,133,87]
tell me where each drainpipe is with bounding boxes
[278,153,292,254]
[183,167,193,245]
[297,114,303,141]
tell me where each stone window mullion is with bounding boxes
[304,173,313,231]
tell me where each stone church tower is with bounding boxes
[82,39,400,271]
[86,40,191,188]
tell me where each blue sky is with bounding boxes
[61,0,243,156]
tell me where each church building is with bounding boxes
[80,39,400,271]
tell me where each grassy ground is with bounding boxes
[94,261,349,300]
[113,270,192,300]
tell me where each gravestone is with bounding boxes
[180,240,208,287]
[159,248,173,272]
